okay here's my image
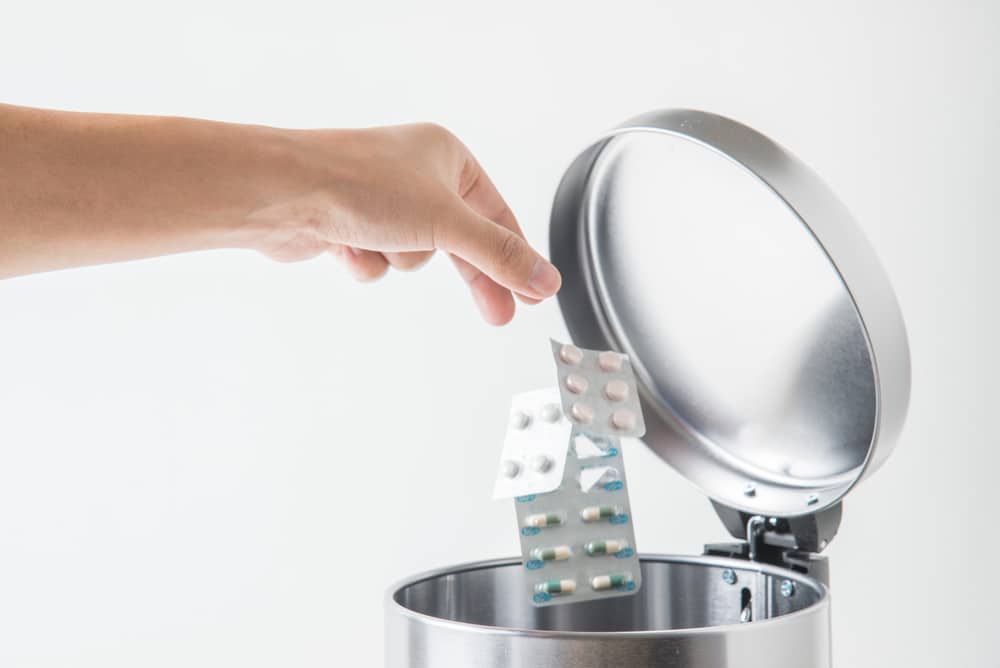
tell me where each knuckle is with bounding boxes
[496,233,523,268]
[415,122,455,145]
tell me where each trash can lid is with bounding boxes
[550,109,910,517]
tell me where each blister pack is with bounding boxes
[493,387,573,500]
[549,340,647,438]
[513,431,641,606]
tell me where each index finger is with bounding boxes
[458,155,544,304]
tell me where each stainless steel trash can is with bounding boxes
[388,555,829,668]
[385,109,910,668]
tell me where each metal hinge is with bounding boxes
[702,500,842,587]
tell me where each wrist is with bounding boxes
[236,125,353,261]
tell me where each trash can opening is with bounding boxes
[391,555,824,633]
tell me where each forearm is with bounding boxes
[0,104,305,277]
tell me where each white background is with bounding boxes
[0,1,995,666]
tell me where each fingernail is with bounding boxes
[349,246,363,257]
[528,260,561,297]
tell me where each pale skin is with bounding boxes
[0,103,562,325]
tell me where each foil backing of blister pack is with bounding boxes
[513,431,642,607]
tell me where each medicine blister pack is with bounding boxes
[493,387,573,500]
[513,431,642,606]
[550,340,646,439]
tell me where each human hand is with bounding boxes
[0,105,559,324]
[247,123,562,325]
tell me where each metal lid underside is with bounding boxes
[550,110,910,518]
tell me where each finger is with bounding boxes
[436,204,562,300]
[450,254,515,326]
[333,245,390,282]
[383,250,434,272]
[459,157,541,303]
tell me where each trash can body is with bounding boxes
[386,555,830,668]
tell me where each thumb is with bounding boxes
[436,204,562,300]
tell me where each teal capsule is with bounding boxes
[584,539,627,556]
[536,579,577,595]
[531,545,572,561]
[580,505,619,522]
[591,573,631,591]
[524,512,564,529]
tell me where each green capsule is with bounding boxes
[584,539,626,556]
[536,579,577,595]
[525,512,564,529]
[580,505,619,522]
[591,573,631,591]
[531,545,572,561]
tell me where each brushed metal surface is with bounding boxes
[386,555,831,668]
[549,109,910,517]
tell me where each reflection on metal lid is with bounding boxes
[550,110,910,517]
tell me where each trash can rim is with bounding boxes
[385,553,829,639]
